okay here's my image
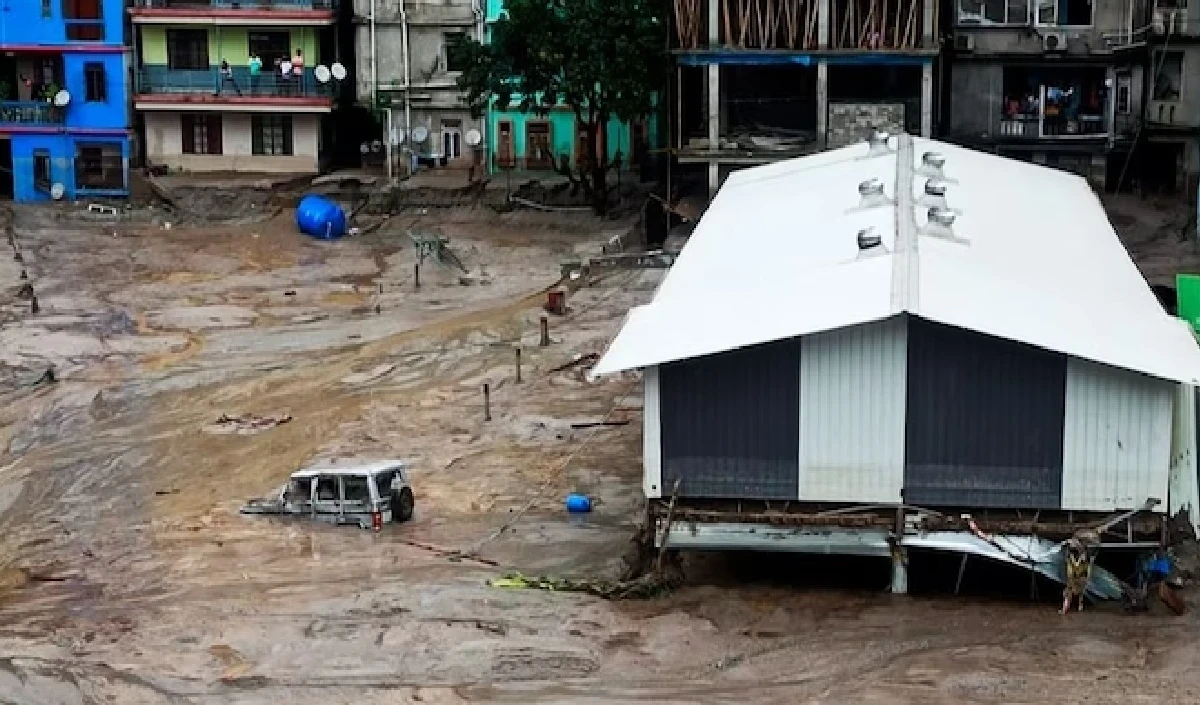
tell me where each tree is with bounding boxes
[457,0,666,214]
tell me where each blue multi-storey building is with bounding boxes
[0,0,130,201]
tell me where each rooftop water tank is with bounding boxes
[295,194,347,241]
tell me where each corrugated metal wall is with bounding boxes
[659,341,801,499]
[1169,384,1199,529]
[642,366,663,499]
[799,317,907,503]
[1060,359,1173,511]
[903,318,1068,509]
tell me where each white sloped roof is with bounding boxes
[594,134,1200,384]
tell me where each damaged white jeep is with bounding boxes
[241,459,415,531]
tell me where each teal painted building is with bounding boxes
[483,0,657,174]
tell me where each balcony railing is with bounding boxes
[132,0,336,9]
[995,113,1109,140]
[0,101,64,127]
[135,67,336,99]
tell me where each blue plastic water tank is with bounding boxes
[565,493,592,513]
[294,194,347,240]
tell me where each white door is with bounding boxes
[443,129,462,160]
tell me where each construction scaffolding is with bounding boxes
[831,0,926,49]
[672,0,820,49]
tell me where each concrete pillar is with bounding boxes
[818,0,831,48]
[707,62,720,198]
[920,63,933,137]
[706,0,722,200]
[890,545,909,594]
[708,0,719,45]
[817,61,829,148]
[922,0,935,46]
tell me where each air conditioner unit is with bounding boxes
[1148,100,1179,124]
[1042,31,1068,51]
[1153,7,1188,33]
[953,34,975,51]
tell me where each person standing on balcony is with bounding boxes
[248,52,262,95]
[218,59,242,96]
[279,56,293,97]
[291,49,305,94]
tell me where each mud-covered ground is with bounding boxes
[1,201,1199,705]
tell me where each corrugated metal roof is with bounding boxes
[595,134,1200,383]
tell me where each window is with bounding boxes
[252,115,293,156]
[75,143,123,190]
[1116,73,1131,114]
[167,29,209,71]
[33,150,51,192]
[1153,50,1184,101]
[373,471,394,500]
[248,31,290,67]
[315,477,338,502]
[957,0,1029,25]
[63,0,103,41]
[444,32,469,73]
[181,114,223,155]
[526,122,553,169]
[343,476,371,504]
[84,63,106,102]
[285,478,312,505]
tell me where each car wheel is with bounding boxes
[392,488,414,522]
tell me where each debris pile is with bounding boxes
[204,413,293,436]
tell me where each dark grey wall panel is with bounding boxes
[904,317,1067,509]
[660,340,801,499]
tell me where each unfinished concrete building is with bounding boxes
[353,0,485,175]
[596,133,1200,594]
[669,0,939,197]
[941,0,1148,189]
[1139,1,1200,194]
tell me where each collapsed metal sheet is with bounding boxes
[662,522,1126,600]
[905,531,1125,601]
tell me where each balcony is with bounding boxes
[134,67,335,110]
[0,101,64,128]
[132,0,336,8]
[129,0,337,24]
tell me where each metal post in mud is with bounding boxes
[954,553,968,595]
[483,383,491,421]
[539,315,550,347]
[30,294,39,315]
[514,346,522,383]
[414,263,420,289]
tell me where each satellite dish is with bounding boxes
[371,140,382,153]
[465,129,482,146]
[314,65,331,83]
[50,183,65,200]
[53,90,70,107]
[331,62,347,81]
[411,126,428,143]
[359,142,371,155]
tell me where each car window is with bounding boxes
[344,475,371,504]
[373,471,393,499]
[315,477,338,501]
[285,478,311,503]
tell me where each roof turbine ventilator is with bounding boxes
[857,177,890,209]
[916,178,958,212]
[865,130,893,157]
[856,226,889,258]
[916,151,950,180]
[922,206,968,244]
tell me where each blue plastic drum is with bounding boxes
[294,194,347,240]
[565,493,592,513]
